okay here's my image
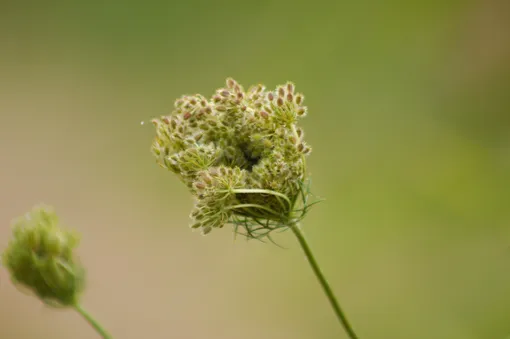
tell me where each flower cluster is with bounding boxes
[151,78,312,236]
[2,205,85,307]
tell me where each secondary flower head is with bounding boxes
[151,78,313,237]
[2,205,85,307]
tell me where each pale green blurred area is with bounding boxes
[1,0,509,338]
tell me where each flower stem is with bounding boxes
[290,224,359,339]
[74,303,112,339]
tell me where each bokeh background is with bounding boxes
[1,1,509,338]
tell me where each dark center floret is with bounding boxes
[238,142,262,172]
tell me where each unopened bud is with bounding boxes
[2,205,85,307]
[227,78,236,89]
[297,107,306,116]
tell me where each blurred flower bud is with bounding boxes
[2,205,85,307]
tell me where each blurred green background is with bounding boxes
[1,1,509,338]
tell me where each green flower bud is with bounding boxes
[2,205,85,307]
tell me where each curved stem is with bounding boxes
[230,188,292,209]
[74,303,112,339]
[290,224,359,339]
[226,203,280,216]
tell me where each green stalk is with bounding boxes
[290,224,359,339]
[74,304,112,339]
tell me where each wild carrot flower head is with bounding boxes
[2,205,85,307]
[151,78,316,238]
